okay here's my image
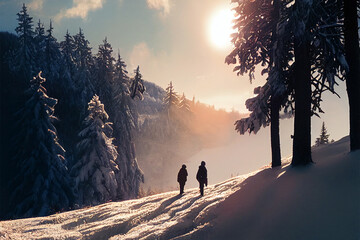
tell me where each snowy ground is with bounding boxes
[0,136,359,240]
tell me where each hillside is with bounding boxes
[0,136,359,240]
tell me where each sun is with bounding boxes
[208,8,235,49]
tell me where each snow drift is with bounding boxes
[0,136,359,240]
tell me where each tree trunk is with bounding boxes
[269,0,282,168]
[271,95,281,167]
[292,37,312,166]
[344,0,360,151]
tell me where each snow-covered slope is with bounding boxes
[1,136,359,240]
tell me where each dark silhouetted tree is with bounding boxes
[11,3,36,80]
[8,72,73,218]
[343,0,360,151]
[315,122,330,146]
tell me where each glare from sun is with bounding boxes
[208,8,235,49]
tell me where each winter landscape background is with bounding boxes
[1,0,359,239]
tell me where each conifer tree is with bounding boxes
[11,3,36,80]
[60,30,76,77]
[164,81,179,111]
[228,0,348,166]
[34,19,45,74]
[95,37,115,112]
[315,122,330,146]
[73,28,94,114]
[130,66,146,100]
[71,95,119,206]
[43,20,63,94]
[179,93,191,114]
[113,52,144,199]
[8,72,73,218]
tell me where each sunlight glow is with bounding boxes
[208,8,235,49]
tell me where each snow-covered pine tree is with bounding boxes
[113,54,144,199]
[179,93,191,114]
[315,122,330,146]
[42,20,64,95]
[71,95,119,206]
[8,72,73,218]
[228,0,348,166]
[10,3,36,81]
[34,19,46,74]
[130,66,146,100]
[94,37,115,114]
[60,30,76,78]
[73,28,95,113]
[226,0,288,167]
[290,0,347,165]
[163,81,179,115]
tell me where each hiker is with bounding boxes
[177,164,188,194]
[196,161,208,196]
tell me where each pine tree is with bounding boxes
[11,3,36,80]
[34,19,45,74]
[73,28,94,114]
[71,95,119,206]
[164,81,179,111]
[43,20,63,95]
[228,0,348,166]
[94,37,115,114]
[8,72,73,218]
[130,66,146,100]
[60,30,76,77]
[226,0,288,168]
[315,122,330,146]
[112,52,144,199]
[179,93,191,114]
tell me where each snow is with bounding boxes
[1,136,359,240]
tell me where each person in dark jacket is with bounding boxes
[196,161,207,196]
[177,164,188,194]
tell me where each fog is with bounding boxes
[137,114,295,193]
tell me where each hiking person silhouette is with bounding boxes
[196,161,208,196]
[177,164,188,194]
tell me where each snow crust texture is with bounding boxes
[0,136,359,240]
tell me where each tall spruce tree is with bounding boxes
[112,52,144,199]
[8,72,73,218]
[228,0,348,166]
[226,0,289,167]
[11,3,36,81]
[43,20,63,95]
[73,28,94,113]
[34,19,45,74]
[130,66,145,100]
[60,30,76,78]
[315,122,330,146]
[95,37,115,114]
[179,93,191,114]
[164,81,179,114]
[71,95,119,206]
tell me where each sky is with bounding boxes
[0,0,350,144]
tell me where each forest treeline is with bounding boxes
[0,3,145,219]
[135,81,241,192]
[227,0,360,167]
[0,4,241,220]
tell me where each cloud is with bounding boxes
[28,0,45,11]
[55,0,105,21]
[129,42,155,73]
[146,0,170,17]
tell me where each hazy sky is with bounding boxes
[0,0,350,143]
